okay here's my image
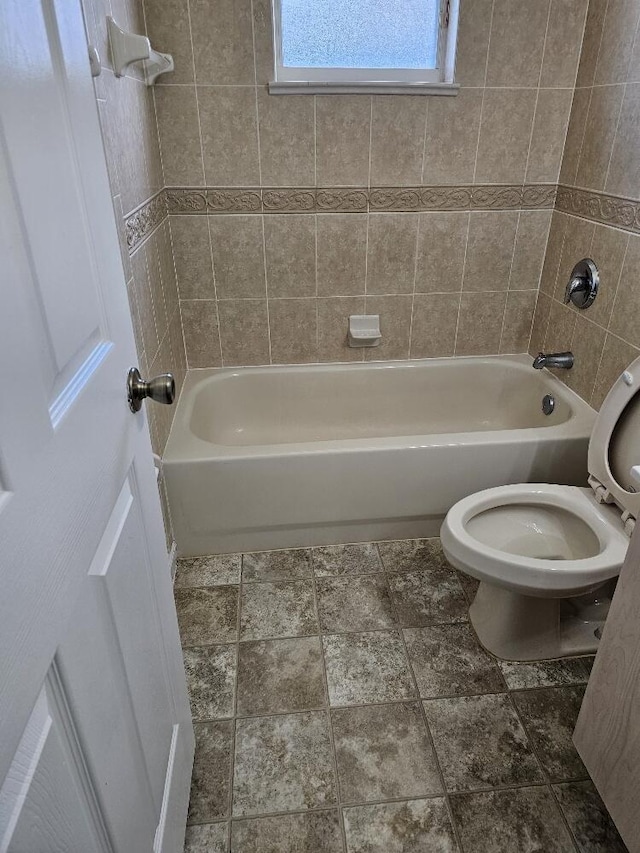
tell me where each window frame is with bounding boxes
[269,0,460,95]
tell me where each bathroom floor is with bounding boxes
[174,539,627,853]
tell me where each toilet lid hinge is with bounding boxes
[622,511,636,537]
[588,475,614,504]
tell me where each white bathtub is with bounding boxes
[163,355,596,556]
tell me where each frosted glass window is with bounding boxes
[281,0,440,69]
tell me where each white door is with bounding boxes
[0,2,194,852]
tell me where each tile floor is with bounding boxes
[174,539,627,853]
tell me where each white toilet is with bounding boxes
[441,357,640,661]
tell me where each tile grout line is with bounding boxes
[378,543,466,852]
[308,555,350,853]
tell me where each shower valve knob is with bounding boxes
[127,367,175,413]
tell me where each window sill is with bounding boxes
[268,80,460,96]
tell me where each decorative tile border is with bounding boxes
[163,184,557,216]
[556,185,640,234]
[125,190,167,252]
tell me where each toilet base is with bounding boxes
[469,581,608,661]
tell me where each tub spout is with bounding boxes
[532,351,574,370]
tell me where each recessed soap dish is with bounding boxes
[348,315,382,347]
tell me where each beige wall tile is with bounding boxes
[209,215,265,299]
[126,275,146,372]
[544,299,577,352]
[592,333,640,408]
[316,96,371,186]
[218,299,270,365]
[364,295,412,360]
[559,87,591,186]
[168,305,187,393]
[317,297,365,362]
[554,214,595,302]
[366,214,419,295]
[422,89,483,185]
[131,246,159,362]
[141,88,163,199]
[575,85,625,191]
[170,216,215,299]
[455,0,493,86]
[111,76,150,215]
[146,235,168,345]
[500,290,537,353]
[462,211,518,292]
[144,0,194,84]
[257,88,315,186]
[317,215,367,297]
[566,314,606,401]
[268,298,318,364]
[155,86,204,185]
[158,221,179,319]
[510,211,552,291]
[529,292,552,355]
[486,0,550,87]
[609,233,640,348]
[456,292,507,356]
[199,87,260,186]
[475,89,537,184]
[526,89,574,183]
[180,299,222,368]
[539,212,568,296]
[264,215,316,298]
[410,293,459,358]
[606,83,640,199]
[370,97,426,186]
[576,0,608,87]
[190,0,255,84]
[588,223,629,328]
[540,0,589,88]
[415,211,469,294]
[594,0,640,85]
[253,0,275,84]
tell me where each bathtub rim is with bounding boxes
[164,354,596,462]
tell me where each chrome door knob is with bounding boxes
[127,367,175,413]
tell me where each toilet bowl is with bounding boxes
[441,357,640,661]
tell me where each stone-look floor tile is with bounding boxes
[512,686,588,782]
[236,637,325,716]
[322,631,416,706]
[176,587,239,646]
[188,721,233,823]
[554,780,628,853]
[312,543,383,577]
[175,554,241,588]
[387,568,468,627]
[449,787,575,853]
[343,798,457,853]
[404,624,505,698]
[455,570,480,604]
[230,811,344,853]
[316,575,397,633]
[378,538,453,574]
[232,712,337,816]
[499,657,593,690]
[240,581,318,641]
[424,694,542,792]
[184,822,228,853]
[242,549,312,582]
[184,645,236,721]
[332,702,442,803]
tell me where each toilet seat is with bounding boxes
[441,483,629,598]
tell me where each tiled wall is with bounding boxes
[82,0,187,460]
[143,0,589,367]
[531,0,640,409]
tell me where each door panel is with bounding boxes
[0,0,194,848]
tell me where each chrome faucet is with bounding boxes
[532,351,574,370]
